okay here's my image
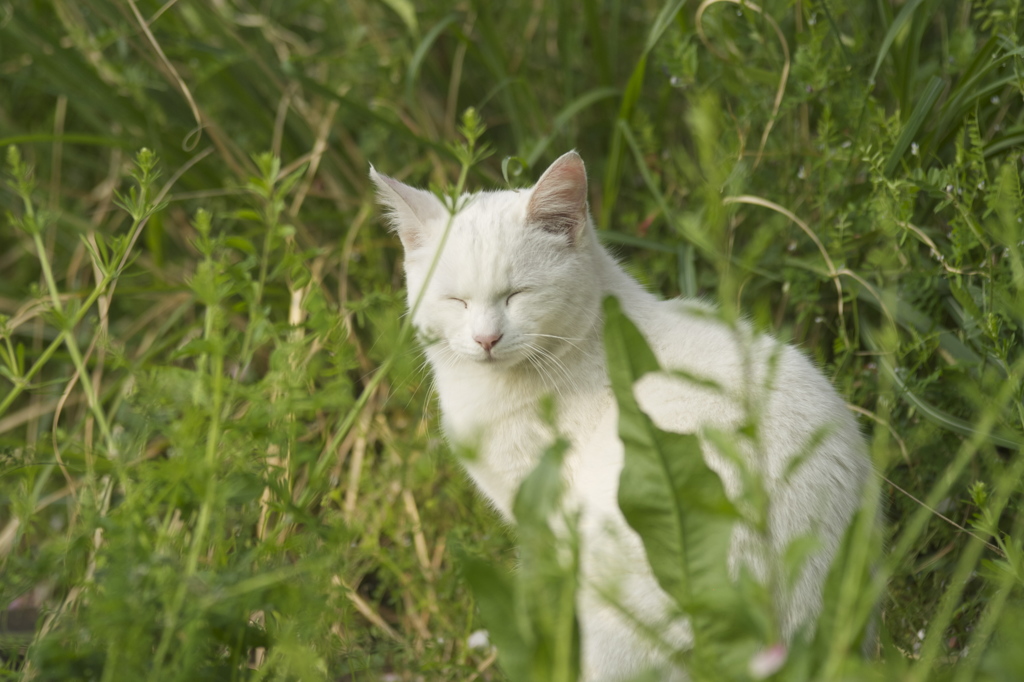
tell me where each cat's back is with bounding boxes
[636,298,762,386]
[629,298,865,479]
[629,298,780,421]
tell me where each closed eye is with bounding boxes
[505,290,526,305]
[448,297,467,308]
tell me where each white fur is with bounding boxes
[371,152,871,681]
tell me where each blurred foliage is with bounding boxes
[1,0,1023,680]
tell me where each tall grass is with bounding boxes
[1,0,1022,680]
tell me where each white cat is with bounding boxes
[371,151,871,681]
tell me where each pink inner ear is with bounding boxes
[527,154,588,239]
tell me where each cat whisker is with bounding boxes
[524,342,581,399]
[523,332,597,357]
[523,333,586,342]
[431,345,460,373]
[523,346,568,403]
[541,348,585,395]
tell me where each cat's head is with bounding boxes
[370,151,601,369]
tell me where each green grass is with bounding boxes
[1,0,1023,680]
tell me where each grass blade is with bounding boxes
[883,75,944,177]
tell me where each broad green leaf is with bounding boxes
[603,296,760,676]
[514,440,581,682]
[461,554,533,682]
[462,441,580,682]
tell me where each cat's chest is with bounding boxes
[435,373,608,517]
[437,372,605,448]
[440,396,551,517]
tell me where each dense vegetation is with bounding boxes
[1,0,1022,679]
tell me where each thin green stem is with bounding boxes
[910,452,1024,680]
[29,231,115,453]
[314,147,477,478]
[151,299,225,677]
[31,233,63,315]
[950,512,1024,682]
[0,202,150,419]
[855,353,1024,649]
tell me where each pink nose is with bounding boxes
[474,333,503,352]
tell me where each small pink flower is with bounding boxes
[749,643,788,679]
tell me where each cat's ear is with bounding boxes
[369,166,446,251]
[526,151,588,244]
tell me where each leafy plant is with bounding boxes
[462,438,581,682]
[603,296,762,679]
[2,0,1023,680]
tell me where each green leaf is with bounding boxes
[513,440,581,682]
[377,0,418,35]
[406,13,460,102]
[860,325,1024,448]
[869,0,928,84]
[644,0,688,53]
[883,75,944,177]
[524,87,620,167]
[461,554,533,682]
[603,296,759,676]
[502,155,527,185]
[461,441,580,682]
